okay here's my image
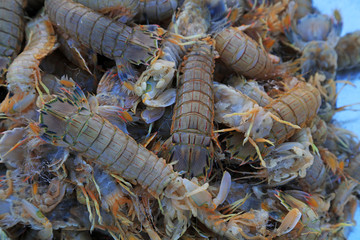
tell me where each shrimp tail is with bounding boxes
[123,26,160,65]
[39,77,90,143]
[57,77,89,107]
[39,97,76,142]
[115,57,137,83]
[169,142,213,178]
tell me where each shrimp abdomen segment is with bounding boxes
[215,27,274,79]
[0,0,26,77]
[266,82,321,144]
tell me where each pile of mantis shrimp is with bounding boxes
[0,0,360,239]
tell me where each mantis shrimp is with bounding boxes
[214,26,278,79]
[1,15,57,116]
[45,0,159,76]
[285,8,342,79]
[34,78,265,239]
[163,42,216,178]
